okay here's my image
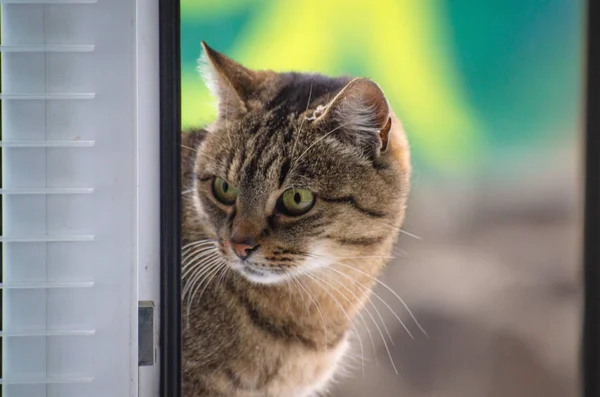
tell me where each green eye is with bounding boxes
[212,177,238,205]
[279,188,315,216]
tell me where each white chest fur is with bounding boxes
[265,336,350,397]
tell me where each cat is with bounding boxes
[181,42,412,397]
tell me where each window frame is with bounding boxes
[583,0,599,396]
[158,2,598,396]
[158,0,182,396]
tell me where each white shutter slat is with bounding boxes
[0,188,94,194]
[0,236,95,242]
[0,282,94,289]
[0,330,95,336]
[0,141,95,147]
[0,376,94,384]
[0,1,97,4]
[2,0,142,396]
[0,45,95,52]
[0,94,95,100]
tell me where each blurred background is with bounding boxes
[181,1,584,396]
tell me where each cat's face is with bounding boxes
[185,43,411,285]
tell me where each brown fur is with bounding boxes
[181,43,411,397]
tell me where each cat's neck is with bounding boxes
[227,258,384,350]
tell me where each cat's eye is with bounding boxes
[278,188,315,216]
[212,177,238,205]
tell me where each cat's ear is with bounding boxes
[316,78,392,154]
[199,41,265,118]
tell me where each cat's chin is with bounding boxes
[231,263,289,285]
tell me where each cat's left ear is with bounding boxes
[316,78,392,155]
[199,41,267,118]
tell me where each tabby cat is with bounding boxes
[181,42,412,397]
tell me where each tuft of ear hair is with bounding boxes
[198,41,269,119]
[315,78,392,154]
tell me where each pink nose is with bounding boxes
[230,238,258,260]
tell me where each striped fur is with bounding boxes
[182,43,411,397]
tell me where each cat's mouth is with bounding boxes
[241,264,267,277]
[229,260,288,285]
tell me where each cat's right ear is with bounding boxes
[199,42,266,119]
[313,78,392,156]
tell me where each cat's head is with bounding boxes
[184,42,411,285]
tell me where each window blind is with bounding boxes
[0,1,160,396]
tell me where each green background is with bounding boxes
[181,0,584,176]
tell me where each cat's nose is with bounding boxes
[230,237,258,260]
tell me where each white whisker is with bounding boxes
[182,244,217,261]
[335,255,395,260]
[399,229,421,240]
[322,269,396,345]
[303,251,425,338]
[295,277,328,349]
[313,269,394,372]
[181,144,198,153]
[290,276,308,314]
[182,256,222,329]
[326,265,414,340]
[182,239,216,252]
[215,260,230,291]
[187,260,226,319]
[291,83,314,159]
[182,250,218,279]
[391,244,408,258]
[183,255,220,300]
[310,270,379,366]
[332,261,427,338]
[315,267,398,374]
[293,121,353,166]
[305,272,366,376]
[182,252,219,294]
[181,241,215,258]
[182,246,217,271]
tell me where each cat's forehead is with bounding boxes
[198,71,393,190]
[262,72,352,114]
[206,117,314,186]
[203,123,368,194]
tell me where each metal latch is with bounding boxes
[138,301,156,366]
